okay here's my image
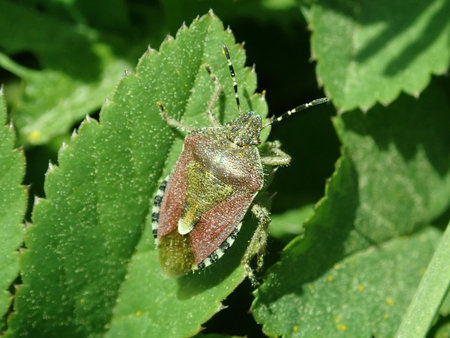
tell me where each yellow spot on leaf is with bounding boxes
[30,131,41,141]
[384,313,389,319]
[333,264,340,270]
[136,311,142,316]
[337,324,347,331]
[80,298,85,304]
[308,285,315,291]
[327,275,334,282]
[358,284,364,292]
[293,325,299,332]
[334,317,347,331]
[386,297,394,305]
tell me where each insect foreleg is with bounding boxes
[157,102,194,132]
[261,140,291,166]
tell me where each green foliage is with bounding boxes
[5,12,266,337]
[396,221,450,337]
[0,1,132,145]
[0,89,26,326]
[307,0,450,111]
[252,85,450,337]
[0,0,449,337]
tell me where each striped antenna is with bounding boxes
[263,97,329,129]
[222,44,242,113]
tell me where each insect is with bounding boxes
[152,44,328,285]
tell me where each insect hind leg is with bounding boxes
[242,203,271,287]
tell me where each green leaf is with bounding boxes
[252,80,450,337]
[0,89,26,324]
[395,220,450,338]
[20,0,129,30]
[0,1,130,145]
[7,12,267,337]
[269,204,314,242]
[307,0,450,111]
[435,321,450,338]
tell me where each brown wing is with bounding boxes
[189,192,256,264]
[157,151,189,238]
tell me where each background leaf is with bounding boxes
[396,220,450,337]
[269,204,313,242]
[0,89,26,327]
[252,80,450,337]
[0,1,131,145]
[307,0,450,111]
[6,13,268,337]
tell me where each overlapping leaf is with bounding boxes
[6,13,268,337]
[306,0,450,111]
[0,1,130,145]
[0,89,26,326]
[396,221,450,337]
[252,81,450,337]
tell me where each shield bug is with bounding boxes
[152,44,328,285]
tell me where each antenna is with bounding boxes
[263,97,329,129]
[222,44,242,114]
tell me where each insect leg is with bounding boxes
[204,65,222,127]
[157,102,194,132]
[242,203,271,287]
[261,140,291,166]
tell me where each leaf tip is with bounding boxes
[46,161,57,176]
[163,34,174,42]
[208,8,215,16]
[218,302,228,311]
[310,49,317,62]
[146,44,156,54]
[121,68,132,79]
[24,221,31,229]
[34,196,43,207]
[316,76,324,88]
[70,129,78,140]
